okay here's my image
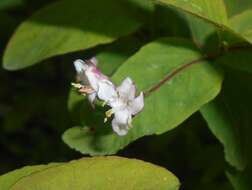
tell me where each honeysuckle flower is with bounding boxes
[73,58,144,136]
[105,77,144,136]
[73,58,116,105]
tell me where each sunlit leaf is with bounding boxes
[0,164,60,190]
[3,0,153,70]
[1,157,180,190]
[156,0,228,26]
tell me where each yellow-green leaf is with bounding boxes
[2,157,180,190]
[156,0,228,26]
[3,0,152,70]
[229,10,252,44]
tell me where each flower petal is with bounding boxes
[114,108,132,125]
[129,92,144,115]
[112,118,129,136]
[117,77,136,100]
[97,80,117,102]
[88,92,96,104]
[90,57,98,65]
[74,59,88,73]
[85,69,99,91]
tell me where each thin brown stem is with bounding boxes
[143,52,221,97]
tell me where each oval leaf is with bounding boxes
[0,164,60,190]
[156,0,228,26]
[3,0,152,70]
[229,10,252,44]
[2,157,180,190]
[201,69,252,171]
[63,38,223,155]
[201,98,246,170]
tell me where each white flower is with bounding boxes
[106,77,144,136]
[73,58,144,136]
[73,58,116,105]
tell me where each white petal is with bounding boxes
[129,92,144,115]
[114,108,132,125]
[117,77,136,100]
[112,118,129,136]
[85,69,99,91]
[109,98,124,109]
[89,57,98,66]
[88,93,96,104]
[97,80,117,102]
[74,59,88,73]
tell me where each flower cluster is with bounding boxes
[72,57,144,136]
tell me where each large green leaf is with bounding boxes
[156,0,228,26]
[63,38,223,155]
[201,97,245,170]
[154,0,252,45]
[3,0,153,70]
[1,157,180,190]
[201,68,252,173]
[229,10,252,44]
[0,164,60,190]
[185,14,219,51]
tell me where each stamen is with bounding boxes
[71,82,83,89]
[104,109,113,123]
[79,86,94,94]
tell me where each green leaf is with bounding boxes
[0,0,23,10]
[0,164,60,190]
[63,38,223,155]
[201,97,246,170]
[229,10,252,44]
[2,157,180,190]
[156,0,228,26]
[226,167,252,190]
[150,5,190,38]
[216,50,252,74]
[3,0,153,70]
[185,14,219,51]
[201,68,252,173]
[154,0,252,45]
[224,0,252,16]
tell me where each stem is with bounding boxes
[143,51,221,97]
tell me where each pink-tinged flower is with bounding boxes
[106,77,144,136]
[73,58,116,105]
